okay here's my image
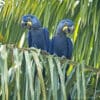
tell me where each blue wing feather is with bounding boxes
[66,37,73,59]
[49,37,55,54]
[27,31,32,47]
[43,28,50,52]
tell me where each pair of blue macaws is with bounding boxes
[21,14,74,60]
[21,14,74,100]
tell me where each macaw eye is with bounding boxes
[27,17,31,21]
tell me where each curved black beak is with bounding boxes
[21,20,32,27]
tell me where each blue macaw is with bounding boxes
[49,19,74,100]
[49,19,74,81]
[21,14,49,52]
[21,14,50,78]
[50,19,74,59]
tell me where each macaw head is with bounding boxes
[21,14,41,29]
[56,19,74,35]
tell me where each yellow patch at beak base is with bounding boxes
[27,21,32,26]
[62,26,68,31]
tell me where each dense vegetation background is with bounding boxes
[0,0,100,100]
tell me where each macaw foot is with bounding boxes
[61,56,66,59]
[53,53,57,57]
